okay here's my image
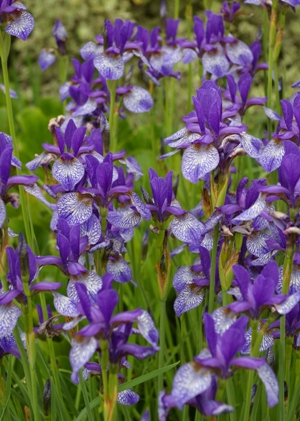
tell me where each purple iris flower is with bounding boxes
[259,141,300,209]
[163,81,249,183]
[163,310,278,412]
[68,283,159,383]
[261,95,300,172]
[172,248,210,317]
[93,19,141,81]
[0,134,38,227]
[26,119,90,192]
[220,1,241,22]
[228,261,300,318]
[0,237,61,338]
[0,0,34,40]
[141,169,185,223]
[37,219,88,276]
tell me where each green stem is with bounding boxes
[208,224,219,313]
[22,299,40,421]
[158,298,167,394]
[0,31,32,245]
[174,0,180,19]
[107,79,117,153]
[267,0,278,137]
[242,321,265,421]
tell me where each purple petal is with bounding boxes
[123,86,153,113]
[232,195,266,223]
[182,144,219,183]
[202,43,229,78]
[137,311,159,347]
[72,99,98,117]
[0,304,22,338]
[117,389,140,405]
[67,271,103,302]
[57,193,93,225]
[94,53,124,80]
[107,208,141,229]
[53,292,79,317]
[106,257,133,284]
[231,356,265,370]
[264,107,281,121]
[226,39,253,66]
[38,49,56,71]
[0,198,6,228]
[80,42,104,60]
[257,363,279,407]
[52,158,85,191]
[173,266,199,292]
[70,336,98,383]
[211,307,237,335]
[24,184,56,210]
[170,213,204,244]
[170,362,211,410]
[274,291,300,315]
[80,215,101,245]
[5,11,34,40]
[259,140,285,172]
[131,192,151,220]
[174,285,204,317]
[240,133,263,159]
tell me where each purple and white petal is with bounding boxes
[0,304,22,338]
[94,53,124,80]
[72,99,98,117]
[202,43,229,78]
[24,184,56,210]
[131,192,151,220]
[232,195,266,223]
[123,86,153,113]
[80,214,101,245]
[274,291,300,315]
[106,257,133,284]
[174,285,204,317]
[70,336,98,383]
[170,213,204,244]
[80,42,103,60]
[257,363,279,407]
[57,193,93,225]
[182,144,219,183]
[240,134,263,159]
[173,266,198,292]
[264,107,281,121]
[226,39,253,66]
[107,208,141,229]
[137,311,159,348]
[38,49,56,71]
[211,307,237,335]
[0,198,6,228]
[259,140,285,172]
[170,362,211,410]
[53,292,79,317]
[246,232,269,257]
[117,389,140,405]
[52,158,85,191]
[5,11,34,40]
[67,271,103,302]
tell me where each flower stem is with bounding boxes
[158,298,167,395]
[0,31,32,245]
[208,224,219,314]
[107,80,117,152]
